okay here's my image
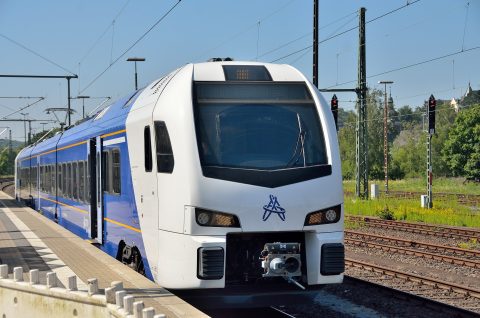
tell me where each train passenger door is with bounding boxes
[95,136,104,244]
[87,137,104,244]
[88,138,98,240]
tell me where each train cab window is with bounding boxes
[144,126,153,172]
[111,149,121,194]
[79,161,85,202]
[154,121,174,173]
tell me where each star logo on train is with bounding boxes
[262,195,286,221]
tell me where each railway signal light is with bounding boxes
[331,94,338,130]
[428,94,436,134]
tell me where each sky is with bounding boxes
[0,0,478,142]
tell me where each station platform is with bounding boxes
[0,190,207,317]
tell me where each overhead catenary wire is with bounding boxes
[326,46,480,89]
[1,98,45,119]
[0,33,76,75]
[257,9,357,60]
[461,2,470,51]
[271,0,421,63]
[194,0,298,61]
[79,0,182,94]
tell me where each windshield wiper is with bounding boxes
[285,113,306,168]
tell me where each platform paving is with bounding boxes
[0,191,207,317]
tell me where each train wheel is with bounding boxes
[118,243,145,276]
[130,247,145,276]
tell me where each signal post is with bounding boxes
[426,94,436,208]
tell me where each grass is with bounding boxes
[343,177,480,195]
[344,195,480,229]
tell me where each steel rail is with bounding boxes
[345,258,480,299]
[344,190,480,204]
[346,230,480,258]
[345,237,480,269]
[347,215,480,240]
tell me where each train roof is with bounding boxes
[17,89,142,160]
[16,61,309,161]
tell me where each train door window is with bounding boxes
[144,126,153,172]
[154,121,174,173]
[79,161,85,202]
[102,151,110,193]
[111,149,121,194]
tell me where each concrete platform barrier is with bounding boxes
[0,264,169,318]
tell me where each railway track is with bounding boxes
[345,230,480,268]
[347,215,480,241]
[346,230,480,258]
[344,190,480,205]
[0,180,14,197]
[346,258,480,314]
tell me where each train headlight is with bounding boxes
[195,208,240,228]
[304,205,341,226]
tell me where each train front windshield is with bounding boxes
[194,82,327,170]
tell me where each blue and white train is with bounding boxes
[15,60,344,305]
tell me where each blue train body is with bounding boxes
[15,90,152,279]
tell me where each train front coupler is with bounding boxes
[260,242,305,290]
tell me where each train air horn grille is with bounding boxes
[321,243,345,275]
[197,247,224,280]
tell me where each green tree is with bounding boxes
[338,110,356,179]
[442,104,480,180]
[391,128,425,178]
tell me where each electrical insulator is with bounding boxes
[331,94,338,131]
[428,94,436,134]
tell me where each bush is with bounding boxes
[377,206,396,220]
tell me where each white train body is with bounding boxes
[127,61,344,296]
[16,60,343,306]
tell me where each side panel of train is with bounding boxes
[15,120,152,279]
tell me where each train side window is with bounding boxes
[62,163,66,197]
[46,166,50,194]
[79,161,84,202]
[73,162,78,200]
[144,126,153,172]
[111,149,121,194]
[58,164,62,196]
[86,160,90,202]
[67,163,71,198]
[154,121,174,173]
[51,165,56,194]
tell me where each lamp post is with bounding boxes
[76,95,90,119]
[378,81,394,195]
[126,57,145,90]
